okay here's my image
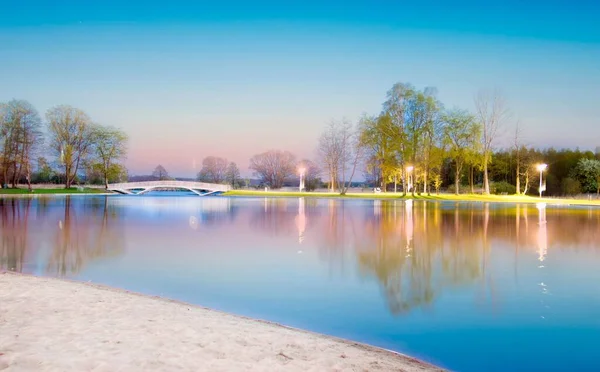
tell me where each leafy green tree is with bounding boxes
[33,157,54,183]
[91,125,128,188]
[442,109,481,195]
[562,177,582,196]
[572,158,600,194]
[358,114,398,191]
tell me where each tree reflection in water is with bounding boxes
[0,198,32,272]
[47,197,125,276]
[0,196,125,276]
[329,200,600,316]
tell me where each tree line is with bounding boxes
[237,82,600,196]
[4,87,599,197]
[1,100,128,190]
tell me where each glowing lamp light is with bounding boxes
[298,167,306,192]
[537,163,548,197]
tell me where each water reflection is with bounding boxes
[2,196,600,371]
[0,197,125,276]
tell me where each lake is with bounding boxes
[1,194,599,371]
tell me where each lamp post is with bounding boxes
[537,163,547,198]
[299,167,305,192]
[406,166,414,192]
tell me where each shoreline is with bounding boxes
[2,189,600,207]
[0,272,444,371]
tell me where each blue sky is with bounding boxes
[1,0,599,177]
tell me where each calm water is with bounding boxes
[2,194,600,371]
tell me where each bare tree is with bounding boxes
[513,121,530,195]
[474,89,509,194]
[318,119,359,193]
[1,100,43,189]
[224,162,240,188]
[91,125,128,189]
[249,150,296,189]
[197,156,228,183]
[46,105,95,188]
[152,165,169,180]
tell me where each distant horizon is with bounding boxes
[2,0,599,178]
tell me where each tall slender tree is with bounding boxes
[443,109,481,195]
[91,125,128,188]
[474,89,509,194]
[46,105,95,188]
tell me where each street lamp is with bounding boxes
[537,163,547,198]
[298,167,306,192]
[406,166,414,192]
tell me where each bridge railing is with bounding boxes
[108,180,231,192]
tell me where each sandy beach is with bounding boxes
[0,273,443,371]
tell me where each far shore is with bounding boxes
[2,186,600,207]
[0,272,443,372]
[223,189,600,206]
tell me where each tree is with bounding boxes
[152,165,169,180]
[197,156,228,183]
[318,118,363,193]
[46,105,95,188]
[474,90,509,194]
[33,157,54,183]
[0,100,43,189]
[224,162,240,188]
[249,150,296,189]
[513,122,523,194]
[381,83,443,195]
[443,109,481,195]
[91,125,128,189]
[358,114,398,191]
[572,158,600,195]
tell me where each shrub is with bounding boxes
[561,177,582,196]
[491,181,516,195]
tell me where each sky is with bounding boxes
[1,0,599,178]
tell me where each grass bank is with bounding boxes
[0,187,107,195]
[224,190,600,206]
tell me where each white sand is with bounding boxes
[0,273,443,372]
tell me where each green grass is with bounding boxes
[224,189,600,206]
[0,187,107,195]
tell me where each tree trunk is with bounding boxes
[455,166,460,195]
[515,156,521,195]
[26,162,32,192]
[483,159,490,195]
[469,165,475,193]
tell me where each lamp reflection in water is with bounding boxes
[536,202,548,265]
[295,197,306,244]
[405,199,413,258]
[373,200,381,216]
[189,216,199,230]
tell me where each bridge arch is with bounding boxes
[107,180,231,196]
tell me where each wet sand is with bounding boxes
[0,273,443,371]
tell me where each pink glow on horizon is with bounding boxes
[127,130,317,178]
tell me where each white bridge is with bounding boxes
[107,181,231,196]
